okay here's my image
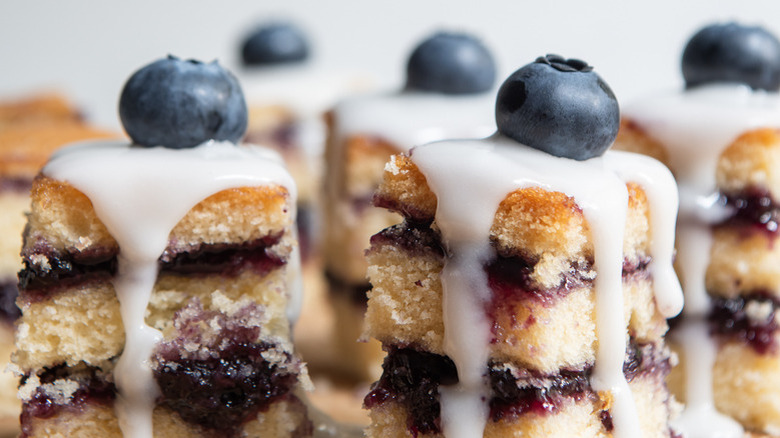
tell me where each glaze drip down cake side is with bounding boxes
[362,56,683,437]
[323,31,497,380]
[0,93,117,435]
[12,57,313,437]
[615,22,780,437]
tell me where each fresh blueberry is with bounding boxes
[495,55,620,161]
[241,22,309,66]
[682,22,780,91]
[405,31,496,95]
[119,55,248,149]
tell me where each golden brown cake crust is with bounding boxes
[24,175,293,256]
[378,153,653,266]
[616,119,780,197]
[716,128,780,195]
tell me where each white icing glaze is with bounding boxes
[622,83,780,437]
[333,91,495,152]
[410,135,681,438]
[624,84,780,195]
[43,140,297,438]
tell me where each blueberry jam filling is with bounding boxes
[17,243,117,295]
[154,302,303,437]
[0,280,21,322]
[486,255,593,306]
[368,343,669,435]
[369,221,445,258]
[364,346,458,436]
[159,235,284,277]
[718,188,780,236]
[19,236,284,297]
[489,365,593,424]
[709,293,780,354]
[20,364,115,437]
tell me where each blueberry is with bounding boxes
[682,22,780,91]
[119,55,247,149]
[405,31,496,95]
[241,22,309,66]
[495,55,619,161]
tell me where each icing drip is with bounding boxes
[410,136,680,437]
[43,140,296,438]
[623,83,780,437]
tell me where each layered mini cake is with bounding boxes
[616,22,780,437]
[12,57,313,437]
[363,55,683,437]
[323,31,497,380]
[0,93,117,435]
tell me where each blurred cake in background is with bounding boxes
[13,57,314,437]
[235,21,373,380]
[323,30,497,382]
[616,21,780,437]
[0,93,117,435]
[363,55,682,437]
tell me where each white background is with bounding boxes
[3,0,780,130]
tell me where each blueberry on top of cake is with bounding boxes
[496,54,619,160]
[119,55,248,149]
[241,22,310,67]
[683,21,780,92]
[405,31,496,95]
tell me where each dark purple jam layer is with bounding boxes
[18,242,117,296]
[364,346,458,436]
[153,301,302,437]
[486,255,591,306]
[369,221,445,258]
[158,234,284,276]
[0,279,21,322]
[19,235,284,297]
[366,343,670,436]
[20,364,116,438]
[719,188,780,236]
[0,176,33,193]
[709,293,780,354]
